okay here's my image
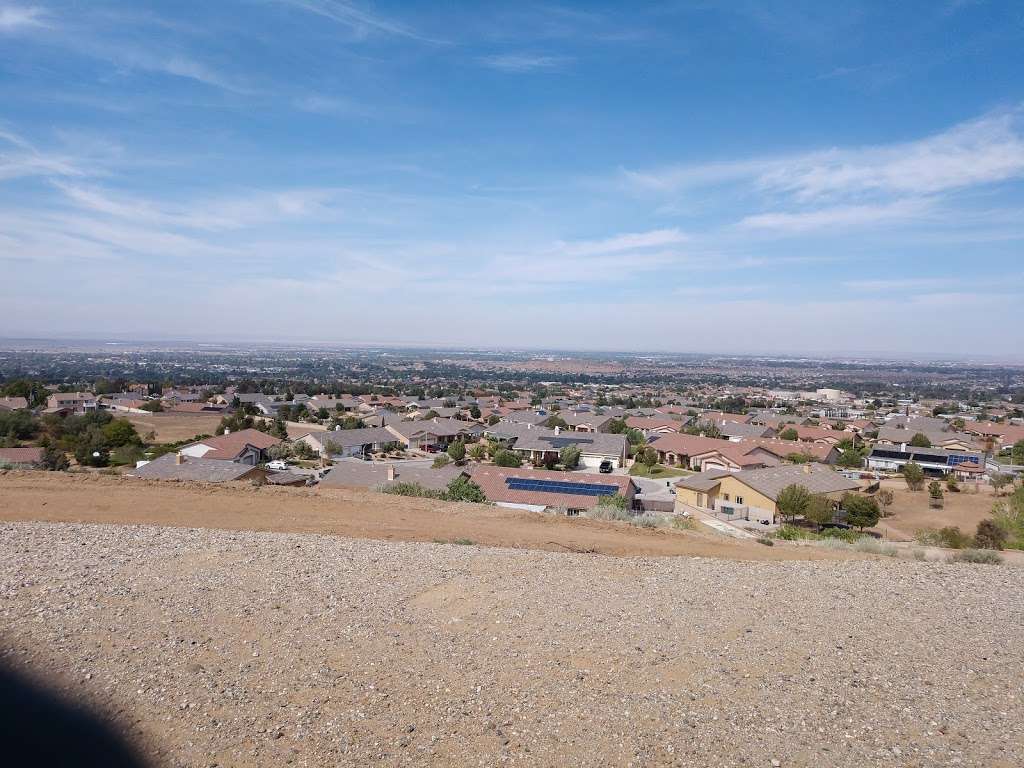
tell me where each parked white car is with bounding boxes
[266,459,289,470]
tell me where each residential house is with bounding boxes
[486,421,628,469]
[0,396,29,412]
[866,445,986,479]
[624,416,683,437]
[296,427,399,459]
[178,428,281,465]
[468,466,637,515]
[130,452,269,483]
[318,461,466,491]
[45,392,98,414]
[675,464,861,526]
[385,418,476,451]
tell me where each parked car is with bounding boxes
[267,459,289,470]
[599,460,614,474]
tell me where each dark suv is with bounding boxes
[599,460,614,474]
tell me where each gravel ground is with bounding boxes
[2,521,1022,767]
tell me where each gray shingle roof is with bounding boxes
[130,453,259,482]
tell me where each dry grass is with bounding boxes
[873,479,997,541]
[125,412,224,443]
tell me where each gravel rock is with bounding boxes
[2,521,1022,767]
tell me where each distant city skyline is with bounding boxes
[2,1,1023,354]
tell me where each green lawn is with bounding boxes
[628,463,690,478]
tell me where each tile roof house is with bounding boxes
[0,396,30,411]
[0,446,44,467]
[296,427,400,458]
[468,465,636,514]
[675,464,861,525]
[179,428,281,465]
[129,453,268,483]
[624,416,684,436]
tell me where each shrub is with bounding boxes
[756,537,774,547]
[671,516,697,531]
[493,449,522,467]
[950,549,1003,565]
[820,526,861,543]
[467,444,486,461]
[973,519,1007,550]
[431,453,451,469]
[776,484,811,522]
[382,482,447,500]
[853,538,898,557]
[774,524,812,541]
[630,513,667,528]
[445,476,486,503]
[915,526,970,549]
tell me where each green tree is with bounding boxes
[903,462,925,491]
[908,432,932,448]
[0,410,38,440]
[776,484,810,522]
[624,428,646,446]
[469,405,481,419]
[40,445,69,471]
[843,493,880,531]
[544,415,568,429]
[559,444,581,469]
[139,400,164,413]
[804,494,834,529]
[467,444,486,461]
[1011,439,1024,466]
[447,440,466,463]
[780,427,799,441]
[991,473,1013,495]
[836,449,863,469]
[638,446,659,467]
[606,418,628,434]
[102,419,141,448]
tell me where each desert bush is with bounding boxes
[973,519,1007,550]
[819,527,861,543]
[756,537,774,546]
[949,549,1003,565]
[914,526,970,549]
[431,454,451,469]
[911,548,928,561]
[774,524,816,541]
[630,513,667,528]
[853,538,899,557]
[382,482,447,500]
[671,516,697,531]
[586,504,632,522]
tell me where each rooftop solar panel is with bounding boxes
[505,477,619,496]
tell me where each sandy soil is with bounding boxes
[2,522,1021,767]
[0,471,844,561]
[874,479,999,541]
[125,412,224,443]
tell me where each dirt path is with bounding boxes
[0,471,847,561]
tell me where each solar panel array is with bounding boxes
[505,477,619,496]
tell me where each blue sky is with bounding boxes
[2,1,1023,356]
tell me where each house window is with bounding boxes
[723,493,730,502]
[735,496,744,505]
[566,508,582,517]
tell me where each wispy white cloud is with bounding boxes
[627,109,1024,202]
[0,128,87,180]
[558,228,688,256]
[271,0,442,43]
[479,53,572,73]
[737,199,931,233]
[0,4,48,31]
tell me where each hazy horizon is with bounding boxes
[2,2,1023,353]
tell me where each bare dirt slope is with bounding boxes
[0,471,842,561]
[124,412,224,443]
[874,479,998,541]
[2,522,1021,767]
